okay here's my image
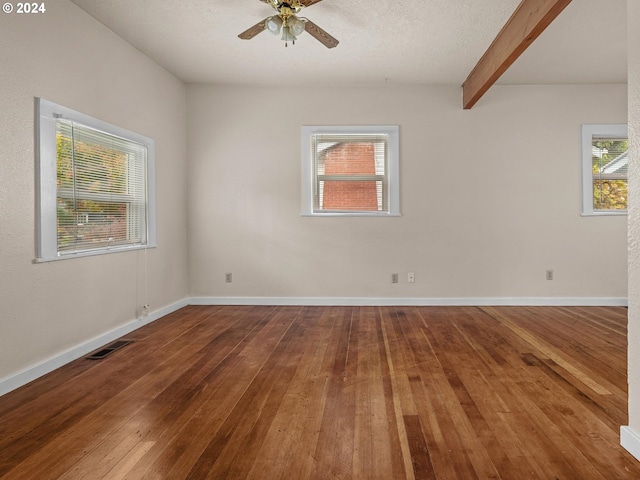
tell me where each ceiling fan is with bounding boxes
[238,0,339,48]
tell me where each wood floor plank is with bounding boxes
[379,307,415,479]
[403,415,435,480]
[1,305,639,479]
[309,306,358,480]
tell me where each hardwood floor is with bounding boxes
[1,305,639,479]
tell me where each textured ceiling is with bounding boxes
[69,0,627,87]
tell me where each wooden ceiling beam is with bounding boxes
[462,0,573,109]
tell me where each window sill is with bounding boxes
[34,243,157,263]
[301,212,402,217]
[581,211,627,217]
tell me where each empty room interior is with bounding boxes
[2,0,640,478]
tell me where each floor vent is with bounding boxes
[86,340,133,360]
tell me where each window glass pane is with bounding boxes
[593,179,628,211]
[591,136,628,211]
[313,135,387,213]
[319,180,381,211]
[57,199,130,251]
[55,120,148,254]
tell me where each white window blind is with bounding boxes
[36,98,156,261]
[56,121,148,253]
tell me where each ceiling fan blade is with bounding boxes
[304,19,339,48]
[238,18,268,40]
[298,0,324,6]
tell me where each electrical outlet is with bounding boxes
[142,304,150,316]
[391,273,399,284]
[225,273,233,283]
[546,270,554,281]
[408,272,415,283]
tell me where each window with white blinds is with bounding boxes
[301,126,400,216]
[581,124,628,216]
[36,98,156,261]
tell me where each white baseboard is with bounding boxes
[189,296,628,307]
[0,298,188,397]
[621,426,640,462]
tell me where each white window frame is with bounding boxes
[36,98,156,261]
[301,125,400,216]
[581,124,628,216]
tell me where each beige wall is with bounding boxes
[627,0,640,431]
[0,1,188,381]
[187,83,627,301]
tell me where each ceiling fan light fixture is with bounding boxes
[289,15,305,36]
[265,15,283,34]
